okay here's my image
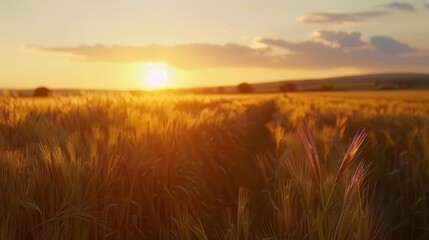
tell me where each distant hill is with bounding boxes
[222,73,429,92]
[2,73,429,96]
[147,73,429,94]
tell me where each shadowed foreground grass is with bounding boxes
[0,94,428,239]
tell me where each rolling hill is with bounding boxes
[225,73,429,92]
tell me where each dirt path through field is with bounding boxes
[228,99,277,190]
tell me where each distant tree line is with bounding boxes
[7,83,340,98]
[279,83,297,92]
[236,82,297,93]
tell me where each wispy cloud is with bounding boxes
[378,1,416,12]
[298,11,389,24]
[313,30,367,48]
[299,2,418,25]
[370,36,415,54]
[29,32,429,71]
[29,43,278,69]
[424,2,429,9]
[259,38,341,53]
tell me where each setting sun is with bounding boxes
[142,64,171,90]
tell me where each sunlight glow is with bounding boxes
[142,63,171,90]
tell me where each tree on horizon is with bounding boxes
[237,83,253,93]
[34,87,52,97]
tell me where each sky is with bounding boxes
[1,0,429,90]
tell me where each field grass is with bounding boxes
[1,92,429,239]
[292,90,429,101]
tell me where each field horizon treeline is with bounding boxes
[1,93,429,239]
[4,73,429,98]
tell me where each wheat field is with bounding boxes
[1,93,429,239]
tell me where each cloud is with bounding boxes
[258,36,427,70]
[298,11,389,24]
[425,2,429,9]
[313,30,367,48]
[370,36,415,54]
[379,1,416,11]
[29,32,429,71]
[259,38,341,53]
[29,43,279,69]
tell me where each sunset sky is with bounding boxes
[1,0,429,90]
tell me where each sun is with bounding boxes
[142,64,171,90]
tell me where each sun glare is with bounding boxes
[142,64,171,90]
